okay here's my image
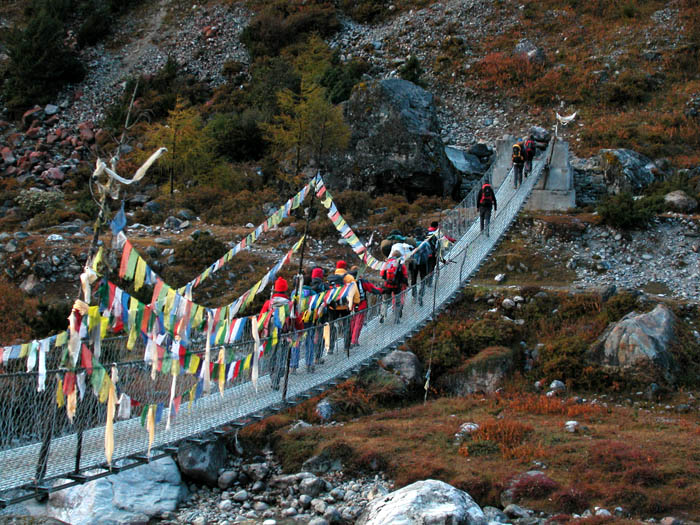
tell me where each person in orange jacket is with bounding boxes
[258,277,303,389]
[326,260,359,353]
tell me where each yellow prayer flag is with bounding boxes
[20,343,29,359]
[243,353,252,370]
[88,306,100,331]
[218,348,225,396]
[134,257,147,291]
[100,316,109,339]
[55,331,67,348]
[99,375,111,403]
[164,287,176,315]
[127,324,137,350]
[188,354,200,374]
[56,378,64,408]
[105,370,117,466]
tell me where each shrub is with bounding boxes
[588,440,652,472]
[332,190,373,222]
[623,466,664,487]
[603,70,657,107]
[597,193,657,229]
[552,486,590,513]
[399,55,425,86]
[15,189,64,216]
[0,279,37,346]
[175,231,228,271]
[241,2,340,59]
[473,419,534,450]
[340,0,388,24]
[205,109,267,162]
[510,472,559,499]
[3,6,84,111]
[321,57,371,104]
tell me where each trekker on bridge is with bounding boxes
[380,248,409,324]
[299,267,328,372]
[409,226,433,307]
[349,265,382,346]
[426,221,454,286]
[523,135,536,177]
[259,277,303,389]
[512,140,525,189]
[477,182,497,237]
[327,260,359,353]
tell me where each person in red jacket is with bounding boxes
[380,249,409,324]
[349,265,382,346]
[258,277,303,390]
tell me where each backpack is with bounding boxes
[414,241,431,266]
[327,272,348,310]
[384,259,404,288]
[327,273,346,287]
[512,143,524,164]
[427,234,439,258]
[524,139,535,160]
[479,184,494,205]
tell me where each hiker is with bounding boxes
[298,267,328,372]
[380,248,409,323]
[523,134,536,177]
[380,229,415,258]
[512,140,525,189]
[476,182,498,237]
[326,260,359,353]
[349,265,382,346]
[425,220,454,285]
[409,226,432,307]
[258,277,303,390]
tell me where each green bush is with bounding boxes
[321,57,371,104]
[241,2,340,59]
[399,55,425,86]
[15,189,64,216]
[603,70,658,107]
[597,192,659,229]
[205,109,267,162]
[340,0,388,23]
[175,231,228,271]
[3,6,85,111]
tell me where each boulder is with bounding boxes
[315,398,335,421]
[664,190,697,213]
[445,146,488,177]
[20,274,45,296]
[45,457,186,525]
[357,479,486,525]
[599,149,660,195]
[379,350,423,386]
[528,125,551,144]
[326,78,461,200]
[437,346,516,395]
[176,438,227,486]
[514,39,546,64]
[468,142,493,161]
[302,452,343,475]
[588,304,677,383]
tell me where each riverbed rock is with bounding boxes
[357,479,486,525]
[176,438,227,486]
[379,350,423,386]
[664,190,697,213]
[437,346,516,395]
[599,148,660,195]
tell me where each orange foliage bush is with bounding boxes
[473,52,543,92]
[588,440,654,472]
[0,278,37,346]
[506,392,603,420]
[473,419,533,449]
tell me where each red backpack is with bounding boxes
[480,183,494,205]
[383,259,403,288]
[524,139,535,160]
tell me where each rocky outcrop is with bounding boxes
[357,479,487,525]
[326,78,461,199]
[379,350,423,387]
[177,438,227,486]
[42,457,186,525]
[437,346,516,395]
[664,190,698,213]
[599,148,664,195]
[588,304,677,383]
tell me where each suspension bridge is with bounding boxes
[0,139,553,509]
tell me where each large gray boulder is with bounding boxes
[588,304,677,383]
[177,438,227,486]
[357,479,486,525]
[599,148,660,195]
[379,350,423,387]
[326,78,461,199]
[445,147,488,177]
[43,457,186,525]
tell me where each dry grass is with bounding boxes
[269,392,700,519]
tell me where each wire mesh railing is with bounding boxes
[0,140,552,504]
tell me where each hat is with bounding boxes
[430,221,439,228]
[336,260,347,269]
[311,267,324,280]
[350,265,359,272]
[274,277,288,293]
